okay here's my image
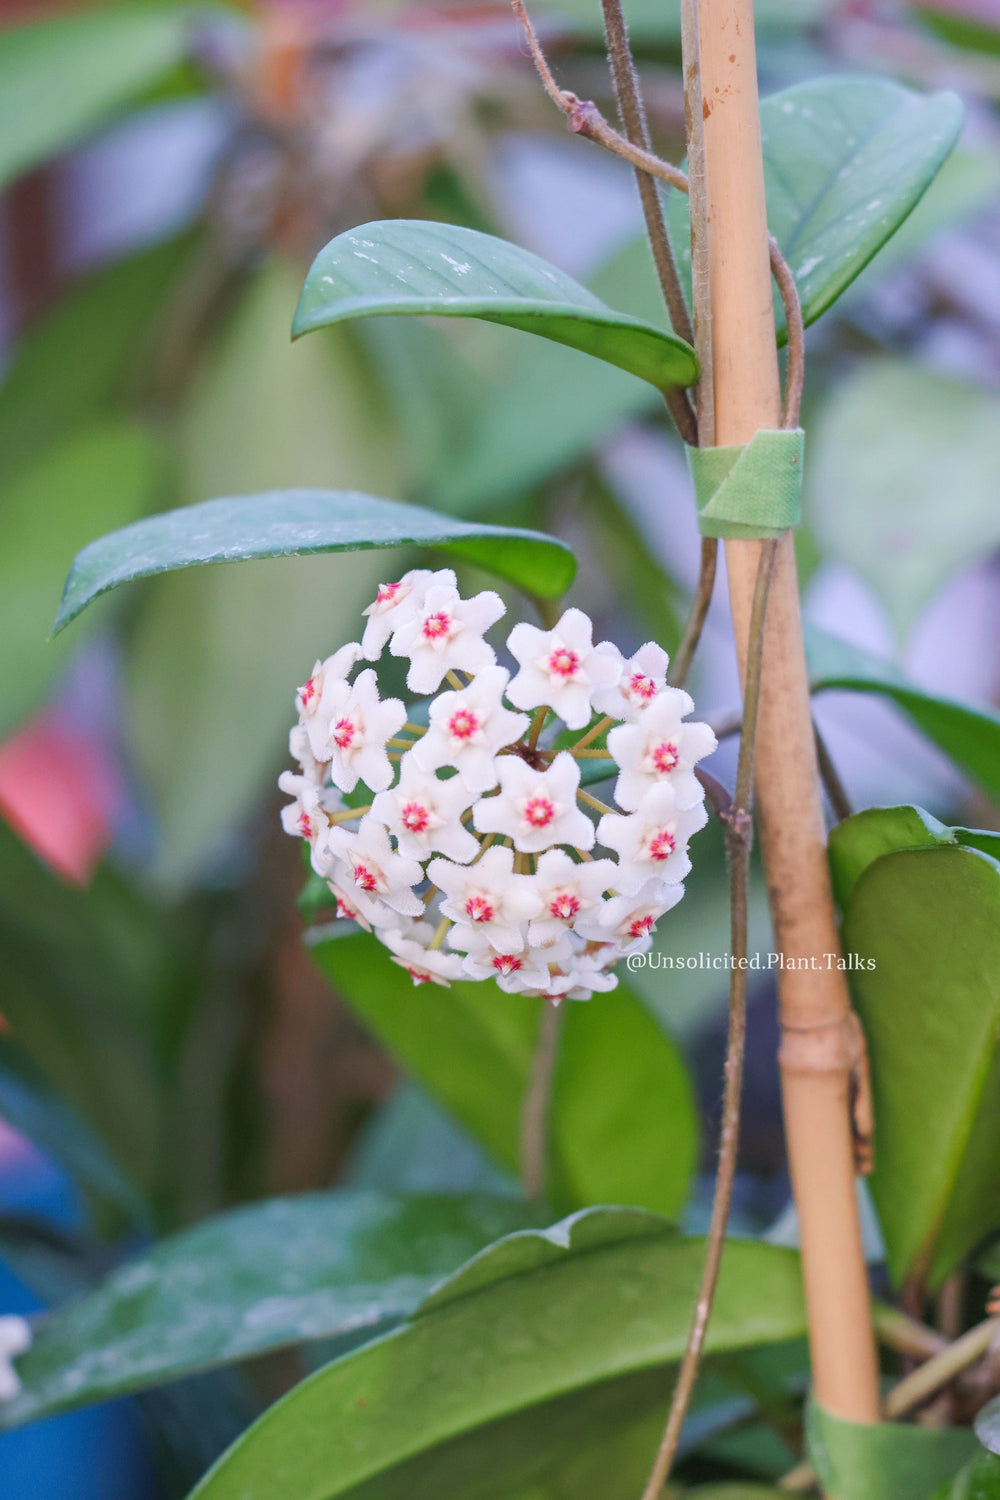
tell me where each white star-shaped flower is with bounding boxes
[575,877,684,951]
[505,608,622,730]
[371,755,478,863]
[278,770,343,845]
[296,642,362,761]
[412,666,529,794]
[608,690,717,811]
[597,785,707,892]
[429,846,543,952]
[326,815,424,919]
[527,849,617,948]
[591,642,671,723]
[389,582,505,695]
[544,952,621,1001]
[472,751,595,853]
[0,1316,31,1402]
[384,922,465,987]
[315,669,407,793]
[460,940,557,994]
[361,567,455,659]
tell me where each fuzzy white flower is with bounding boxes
[505,608,622,730]
[597,785,708,892]
[389,582,505,695]
[361,568,454,659]
[316,669,407,793]
[296,642,363,761]
[459,939,557,994]
[384,922,465,987]
[545,953,621,1001]
[576,877,684,951]
[412,666,529,794]
[608,690,717,811]
[528,849,617,948]
[288,724,325,780]
[317,847,399,932]
[430,846,543,952]
[473,751,595,853]
[326,815,424,918]
[0,1316,31,1402]
[371,756,478,863]
[278,770,341,844]
[591,642,670,723]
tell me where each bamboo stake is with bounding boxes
[695,0,881,1433]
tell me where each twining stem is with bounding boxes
[599,0,694,352]
[813,724,853,824]
[573,714,615,753]
[520,999,565,1200]
[640,538,779,1500]
[578,788,615,816]
[528,705,549,751]
[668,537,718,691]
[871,1302,948,1363]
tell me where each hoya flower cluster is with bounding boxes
[280,568,716,1001]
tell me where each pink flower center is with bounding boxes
[549,890,580,920]
[337,896,362,922]
[647,828,676,863]
[353,861,379,892]
[375,581,404,609]
[400,800,430,833]
[297,811,314,839]
[547,646,580,679]
[627,670,658,702]
[523,795,555,829]
[448,707,480,742]
[628,913,655,938]
[406,965,432,985]
[298,675,319,711]
[333,717,357,750]
[464,894,495,923]
[492,954,523,976]
[422,610,453,640]
[651,739,680,774]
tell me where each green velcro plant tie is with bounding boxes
[687,426,805,540]
[806,1396,979,1500]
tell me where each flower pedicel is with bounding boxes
[280,569,716,1001]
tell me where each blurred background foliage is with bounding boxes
[1,0,1000,1494]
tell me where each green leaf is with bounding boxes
[0,6,199,192]
[808,361,1000,635]
[828,804,1000,910]
[0,420,161,738]
[0,1191,542,1431]
[55,489,576,634]
[807,1399,978,1500]
[314,933,699,1218]
[930,1450,1000,1499]
[188,1212,806,1500]
[292,220,698,391]
[806,626,1000,809]
[669,76,963,336]
[842,844,1000,1286]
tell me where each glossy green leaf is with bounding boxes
[930,1450,1000,1500]
[0,1191,542,1431]
[828,804,1000,910]
[314,934,698,1218]
[0,6,198,191]
[807,1399,978,1500]
[0,420,160,738]
[55,489,576,635]
[669,77,963,336]
[842,844,1000,1286]
[808,361,1000,634]
[807,626,1000,808]
[293,220,698,391]
[189,1211,807,1500]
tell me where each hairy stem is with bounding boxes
[641,540,779,1500]
[520,1000,565,1200]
